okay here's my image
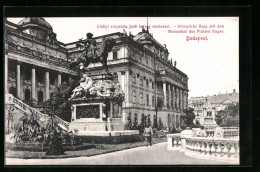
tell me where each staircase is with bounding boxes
[5,94,70,131]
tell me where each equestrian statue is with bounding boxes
[68,32,116,74]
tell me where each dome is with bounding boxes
[18,17,53,31]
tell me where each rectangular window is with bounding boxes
[146,94,149,106]
[113,51,117,60]
[133,91,136,103]
[140,92,143,105]
[140,77,143,86]
[207,111,212,116]
[132,74,136,83]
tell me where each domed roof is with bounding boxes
[18,17,53,31]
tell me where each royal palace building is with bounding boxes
[5,17,189,130]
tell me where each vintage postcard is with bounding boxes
[4,16,240,165]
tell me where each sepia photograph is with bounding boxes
[4,16,240,165]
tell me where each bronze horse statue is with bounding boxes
[69,37,116,74]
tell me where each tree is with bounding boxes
[215,103,239,127]
[157,117,164,130]
[45,78,79,122]
[152,116,158,129]
[124,114,133,130]
[215,110,224,126]
[132,115,138,130]
[182,107,196,128]
[138,115,146,133]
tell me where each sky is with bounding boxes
[7,17,239,98]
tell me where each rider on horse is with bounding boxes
[82,32,98,60]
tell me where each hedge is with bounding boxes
[6,142,95,152]
[76,134,145,144]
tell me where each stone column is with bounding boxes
[180,89,183,109]
[58,73,61,85]
[5,53,8,94]
[163,82,167,107]
[16,62,21,99]
[172,86,175,108]
[183,91,186,108]
[31,66,36,101]
[45,71,50,101]
[168,84,171,108]
[176,88,179,109]
[125,71,129,107]
[173,114,176,129]
[178,115,181,129]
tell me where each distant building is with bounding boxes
[5,17,189,130]
[189,89,239,128]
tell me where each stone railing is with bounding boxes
[5,94,69,131]
[184,136,239,163]
[166,133,181,150]
[6,94,47,122]
[55,115,70,131]
[192,127,239,138]
[215,127,239,138]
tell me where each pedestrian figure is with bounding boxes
[144,124,153,146]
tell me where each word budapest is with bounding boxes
[186,36,208,42]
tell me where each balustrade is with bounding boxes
[184,136,239,162]
[6,94,69,131]
[166,134,181,150]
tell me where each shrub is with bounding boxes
[157,117,164,131]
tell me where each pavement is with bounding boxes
[5,142,238,165]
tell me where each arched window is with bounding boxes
[152,96,155,106]
[9,87,17,97]
[140,92,143,104]
[152,81,154,89]
[168,114,171,129]
[24,89,31,101]
[146,94,149,106]
[147,114,151,126]
[38,91,44,102]
[146,79,149,88]
[113,72,118,83]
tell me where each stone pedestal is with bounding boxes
[180,127,193,152]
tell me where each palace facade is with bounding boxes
[5,18,189,130]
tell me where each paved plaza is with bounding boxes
[5,142,238,165]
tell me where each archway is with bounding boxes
[38,91,44,102]
[176,115,179,129]
[24,89,31,101]
[9,87,16,97]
